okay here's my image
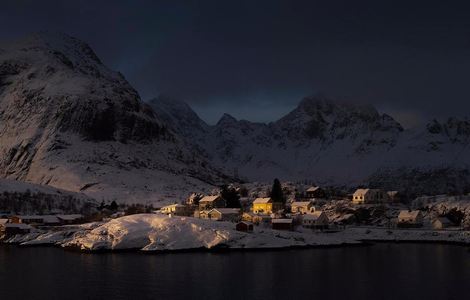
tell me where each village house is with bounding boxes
[432,217,453,230]
[386,191,402,203]
[252,197,283,214]
[194,210,210,219]
[352,189,389,204]
[305,186,326,199]
[0,219,9,232]
[291,201,315,214]
[272,218,293,230]
[198,195,226,211]
[3,223,32,236]
[208,208,241,222]
[302,211,329,229]
[397,210,424,228]
[10,215,61,226]
[236,221,254,232]
[241,212,256,223]
[56,214,84,225]
[252,214,272,227]
[160,204,191,216]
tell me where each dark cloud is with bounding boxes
[1,0,470,126]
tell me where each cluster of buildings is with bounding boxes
[158,186,331,232]
[0,214,84,237]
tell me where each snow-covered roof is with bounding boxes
[5,223,32,229]
[306,186,320,192]
[16,215,60,223]
[0,219,9,225]
[398,210,421,219]
[291,201,312,207]
[353,188,370,195]
[433,217,452,225]
[272,218,292,224]
[161,204,186,209]
[56,214,84,221]
[199,195,221,203]
[303,211,324,220]
[211,208,240,215]
[237,221,252,226]
[253,197,272,204]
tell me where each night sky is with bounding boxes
[1,0,470,127]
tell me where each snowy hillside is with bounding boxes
[150,95,470,194]
[0,32,228,203]
[0,178,95,214]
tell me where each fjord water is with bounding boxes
[0,244,469,300]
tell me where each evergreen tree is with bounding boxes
[220,185,241,208]
[270,178,285,204]
[109,200,118,211]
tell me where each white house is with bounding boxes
[160,204,190,216]
[208,208,241,222]
[352,189,389,204]
[397,210,424,227]
[302,211,329,229]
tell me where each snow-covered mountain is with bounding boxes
[0,32,228,203]
[150,95,470,194]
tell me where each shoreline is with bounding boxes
[2,230,470,254]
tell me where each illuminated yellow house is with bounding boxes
[252,197,283,214]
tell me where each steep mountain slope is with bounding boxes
[149,95,470,193]
[0,32,227,203]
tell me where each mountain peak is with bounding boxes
[217,113,238,126]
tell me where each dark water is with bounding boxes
[0,244,469,300]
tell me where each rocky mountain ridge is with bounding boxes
[0,32,228,203]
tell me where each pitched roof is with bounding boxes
[56,214,84,221]
[303,211,325,220]
[353,188,370,195]
[272,218,292,224]
[211,208,240,214]
[398,210,421,219]
[291,201,312,207]
[0,219,9,225]
[306,186,320,192]
[5,223,32,229]
[253,197,272,204]
[434,217,452,225]
[16,215,60,223]
[161,204,186,209]
[199,195,221,203]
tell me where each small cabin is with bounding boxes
[236,221,254,232]
[432,217,452,230]
[397,210,424,228]
[305,186,326,199]
[352,189,389,204]
[3,223,32,236]
[252,197,283,214]
[291,201,315,214]
[198,195,226,211]
[302,211,329,229]
[56,214,84,225]
[208,208,241,222]
[10,215,60,226]
[272,218,293,231]
[160,204,191,216]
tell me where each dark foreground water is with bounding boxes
[0,243,469,300]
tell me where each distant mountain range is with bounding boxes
[1,32,469,203]
[150,95,470,195]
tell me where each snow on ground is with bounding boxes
[4,214,470,252]
[3,214,358,251]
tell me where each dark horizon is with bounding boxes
[2,0,470,127]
